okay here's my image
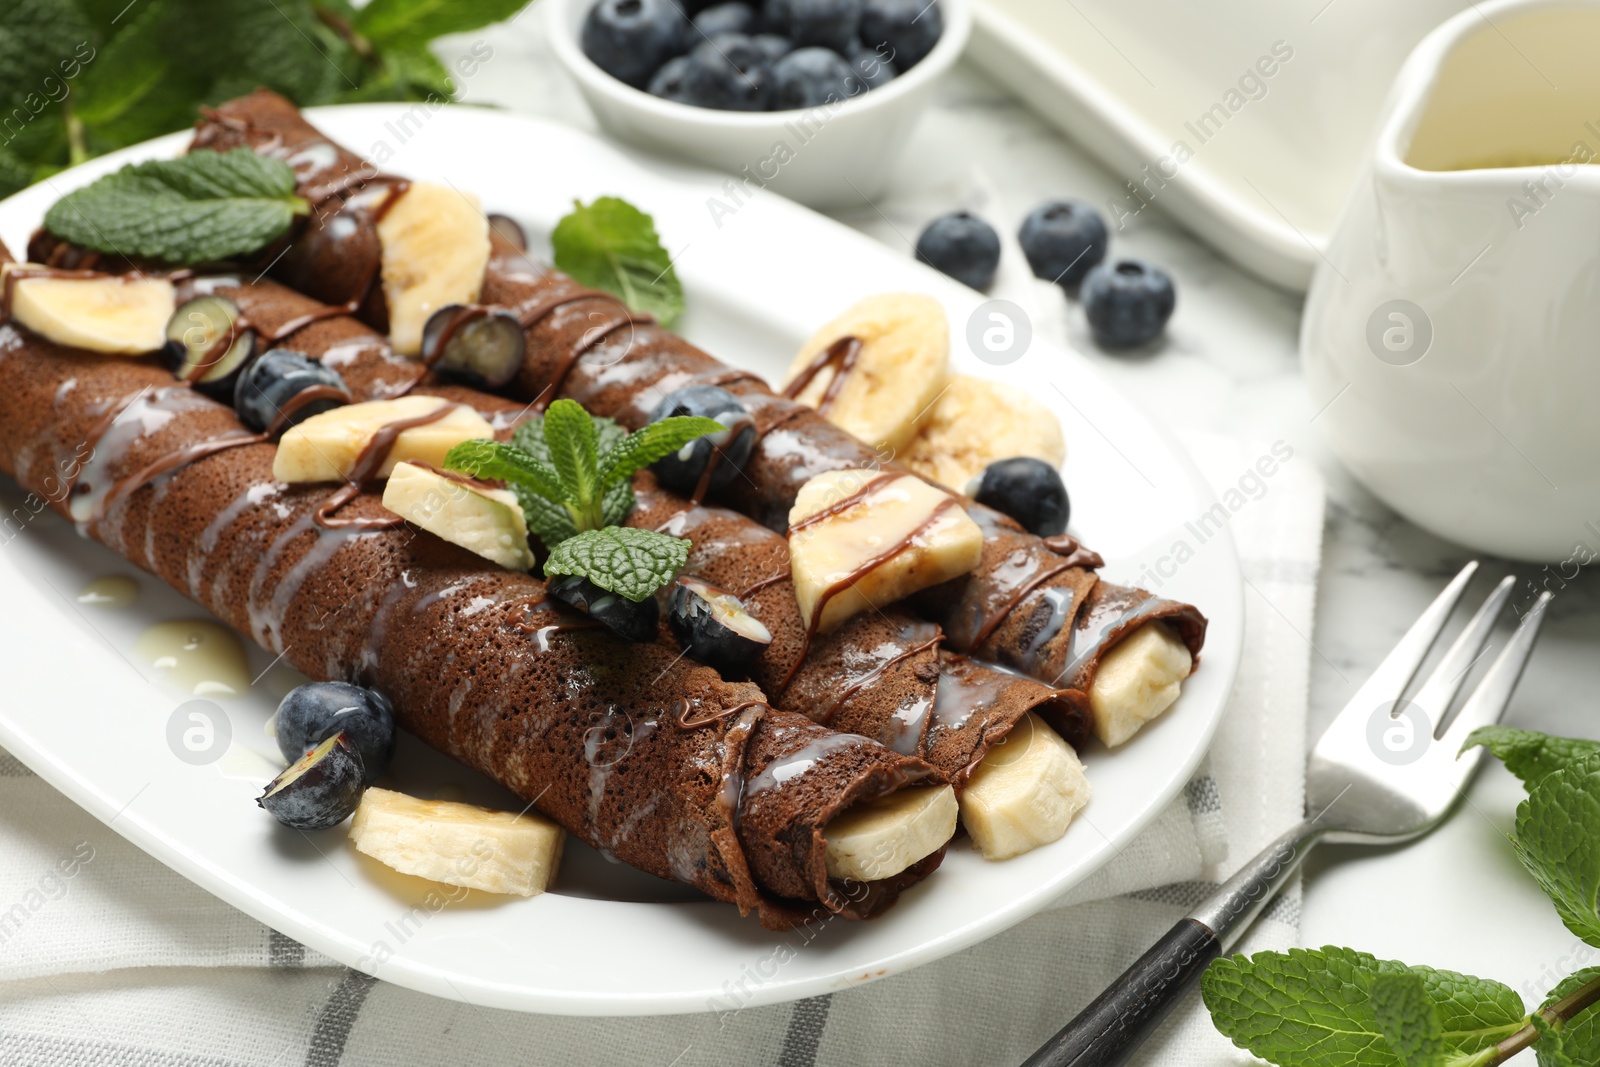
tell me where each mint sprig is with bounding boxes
[44,148,307,264]
[444,399,723,600]
[551,197,685,327]
[1203,727,1600,1067]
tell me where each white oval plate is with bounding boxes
[0,106,1242,1016]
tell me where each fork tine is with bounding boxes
[1333,561,1479,728]
[1443,590,1554,764]
[1411,574,1515,737]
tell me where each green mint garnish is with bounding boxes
[1512,754,1600,949]
[1462,725,1600,791]
[44,148,308,264]
[443,399,723,599]
[551,196,685,327]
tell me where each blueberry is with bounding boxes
[164,295,258,401]
[751,32,793,63]
[582,0,689,89]
[846,43,897,88]
[646,385,756,497]
[275,681,396,785]
[968,457,1070,537]
[1081,259,1176,349]
[420,305,526,389]
[770,47,856,109]
[860,0,943,69]
[1019,200,1108,287]
[648,55,696,100]
[549,575,660,642]
[692,1,757,37]
[763,0,861,52]
[257,733,365,831]
[233,348,349,436]
[669,577,773,672]
[914,212,1001,290]
[681,33,773,110]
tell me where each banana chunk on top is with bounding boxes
[273,396,493,484]
[375,181,490,357]
[1089,622,1193,747]
[2,263,174,355]
[961,712,1091,861]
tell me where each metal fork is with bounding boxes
[1021,561,1553,1067]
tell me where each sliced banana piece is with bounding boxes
[1089,622,1192,747]
[3,264,174,355]
[824,784,958,881]
[789,469,982,634]
[273,396,493,484]
[960,712,1091,860]
[382,461,535,571]
[783,293,950,454]
[902,375,1066,490]
[376,182,490,357]
[350,787,564,897]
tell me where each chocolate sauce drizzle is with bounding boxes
[818,631,943,726]
[781,335,863,414]
[677,698,770,730]
[312,402,461,529]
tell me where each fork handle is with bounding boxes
[1020,820,1323,1067]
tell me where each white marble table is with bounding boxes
[456,13,1600,1050]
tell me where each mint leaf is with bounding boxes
[551,196,685,326]
[597,415,725,486]
[544,526,689,602]
[1466,727,1600,791]
[335,44,455,103]
[1538,968,1600,1067]
[1372,972,1444,1067]
[510,411,628,464]
[72,0,208,153]
[354,0,531,50]
[511,484,578,550]
[1203,948,1525,1067]
[44,148,306,264]
[541,399,602,528]
[443,439,567,505]
[1514,755,1600,948]
[602,477,636,527]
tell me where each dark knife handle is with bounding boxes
[1020,918,1221,1067]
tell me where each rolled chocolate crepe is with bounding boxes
[185,92,1206,717]
[0,267,948,929]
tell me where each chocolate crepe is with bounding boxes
[186,91,1206,702]
[0,263,946,929]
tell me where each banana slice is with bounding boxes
[824,785,958,881]
[273,396,493,484]
[788,469,982,634]
[376,182,490,357]
[3,264,173,355]
[349,787,564,897]
[902,375,1066,490]
[960,712,1091,860]
[1089,622,1192,747]
[382,462,535,571]
[783,293,950,454]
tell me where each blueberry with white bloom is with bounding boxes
[1081,259,1176,349]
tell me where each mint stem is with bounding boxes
[1489,973,1600,1063]
[65,102,87,167]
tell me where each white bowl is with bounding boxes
[544,0,972,208]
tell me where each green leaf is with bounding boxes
[510,411,628,465]
[512,484,578,550]
[541,399,602,527]
[334,44,456,103]
[354,0,531,50]
[551,196,685,326]
[1537,968,1600,1067]
[442,439,567,505]
[73,0,209,152]
[1465,727,1600,791]
[1373,972,1444,1067]
[1515,755,1600,948]
[601,476,636,527]
[0,0,93,121]
[544,526,689,602]
[43,148,306,263]
[597,416,725,486]
[1202,947,1525,1067]
[187,0,359,108]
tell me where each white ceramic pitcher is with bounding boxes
[1303,0,1600,563]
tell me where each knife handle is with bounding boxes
[1019,918,1221,1067]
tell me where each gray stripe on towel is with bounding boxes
[305,969,376,1067]
[268,929,306,968]
[777,994,832,1067]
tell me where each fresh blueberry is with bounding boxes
[762,0,861,52]
[860,0,943,69]
[770,46,856,109]
[275,681,395,785]
[549,575,660,643]
[164,295,257,401]
[233,348,349,435]
[581,0,689,89]
[420,305,526,389]
[1019,200,1108,287]
[968,457,1070,537]
[681,33,773,110]
[914,212,1001,290]
[751,32,793,63]
[648,55,696,100]
[692,1,757,37]
[1081,259,1176,349]
[847,43,897,88]
[257,733,365,831]
[669,577,773,672]
[647,385,756,497]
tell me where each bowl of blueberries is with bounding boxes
[545,0,971,207]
